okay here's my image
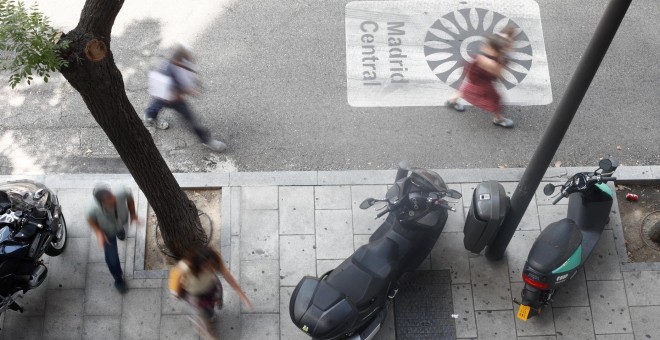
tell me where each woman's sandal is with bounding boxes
[493,117,514,128]
[445,100,465,112]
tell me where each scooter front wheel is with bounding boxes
[45,213,67,256]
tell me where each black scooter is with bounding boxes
[0,180,68,314]
[289,162,462,339]
[515,159,617,320]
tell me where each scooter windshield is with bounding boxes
[0,181,49,211]
[410,169,447,192]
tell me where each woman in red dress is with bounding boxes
[446,34,514,128]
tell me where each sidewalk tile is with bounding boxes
[470,256,512,310]
[134,213,146,271]
[215,304,241,340]
[351,185,388,234]
[2,314,44,339]
[479,168,526,182]
[550,268,590,307]
[279,186,315,235]
[159,315,198,340]
[242,186,278,210]
[318,170,397,185]
[443,183,465,233]
[315,210,353,259]
[173,172,229,187]
[121,288,161,340]
[452,284,477,338]
[538,205,567,231]
[317,259,343,277]
[160,280,192,315]
[281,287,313,340]
[511,282,556,337]
[623,271,660,306]
[584,231,622,281]
[475,310,516,340]
[125,278,164,289]
[651,165,660,179]
[56,188,94,238]
[84,263,123,316]
[630,306,660,339]
[44,174,134,190]
[82,315,121,340]
[354,234,371,250]
[436,168,483,183]
[280,235,316,286]
[44,289,84,340]
[596,334,634,340]
[10,276,48,316]
[240,313,279,340]
[230,171,316,186]
[552,306,595,340]
[507,231,540,282]
[499,182,540,231]
[315,186,351,210]
[230,187,241,236]
[536,183,569,206]
[124,237,135,279]
[240,260,279,313]
[133,191,146,238]
[240,210,279,260]
[587,280,632,334]
[616,165,653,180]
[88,233,126,263]
[430,232,471,284]
[461,183,480,209]
[48,237,89,289]
[518,336,557,340]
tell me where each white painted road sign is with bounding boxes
[345,0,552,107]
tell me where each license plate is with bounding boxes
[517,305,531,321]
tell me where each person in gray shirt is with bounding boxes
[87,185,138,292]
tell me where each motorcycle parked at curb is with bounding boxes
[0,180,68,314]
[289,161,462,340]
[515,159,618,321]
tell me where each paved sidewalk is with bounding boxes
[0,166,659,339]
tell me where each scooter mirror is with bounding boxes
[360,198,377,209]
[543,183,555,196]
[598,159,613,172]
[444,189,462,199]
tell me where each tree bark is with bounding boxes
[59,0,206,258]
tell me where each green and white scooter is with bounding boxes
[515,158,618,320]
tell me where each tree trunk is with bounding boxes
[58,0,206,258]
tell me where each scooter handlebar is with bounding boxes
[375,208,389,219]
[552,193,565,205]
[600,176,616,182]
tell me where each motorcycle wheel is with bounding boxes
[45,213,67,256]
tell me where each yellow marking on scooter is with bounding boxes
[517,305,531,321]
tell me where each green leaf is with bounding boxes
[0,0,66,87]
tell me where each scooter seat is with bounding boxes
[326,236,398,307]
[527,218,582,274]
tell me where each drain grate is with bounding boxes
[394,270,456,340]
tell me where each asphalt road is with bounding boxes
[0,0,658,174]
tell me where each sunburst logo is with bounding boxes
[424,8,534,90]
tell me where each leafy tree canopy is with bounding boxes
[0,0,67,87]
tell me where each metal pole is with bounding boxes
[485,0,632,261]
